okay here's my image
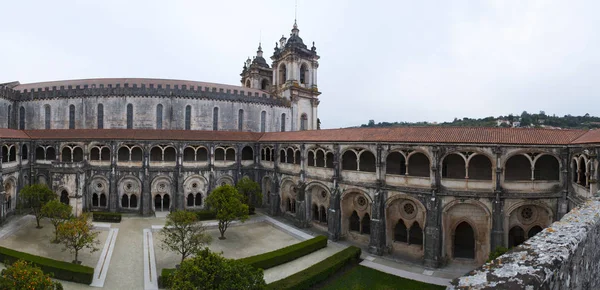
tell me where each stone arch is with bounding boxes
[118,175,142,210]
[241,146,254,161]
[306,182,330,225]
[3,177,17,212]
[386,151,407,175]
[504,154,533,181]
[280,178,297,214]
[442,199,491,263]
[56,187,70,205]
[215,175,234,187]
[341,149,358,171]
[453,221,476,259]
[406,151,431,177]
[505,201,553,247]
[184,175,208,209]
[89,175,109,208]
[341,189,372,242]
[151,176,172,212]
[532,154,560,181]
[441,153,466,179]
[300,113,308,130]
[385,194,427,255]
[278,63,287,84]
[299,63,309,84]
[261,79,269,90]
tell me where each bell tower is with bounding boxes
[240,43,273,91]
[271,20,321,130]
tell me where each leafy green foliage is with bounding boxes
[56,214,100,264]
[206,184,249,239]
[236,176,262,214]
[169,248,265,290]
[0,246,93,284]
[160,210,212,264]
[195,209,217,221]
[266,246,362,290]
[42,200,72,243]
[321,265,445,290]
[0,260,63,290]
[91,212,122,223]
[18,184,57,228]
[487,246,509,263]
[361,111,600,129]
[239,235,328,270]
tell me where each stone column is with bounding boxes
[328,186,342,241]
[424,146,442,268]
[368,189,387,255]
[589,151,597,196]
[557,148,570,219]
[109,142,118,212]
[269,144,281,216]
[491,146,505,250]
[175,143,183,210]
[142,145,151,216]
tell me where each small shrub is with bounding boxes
[239,235,328,270]
[92,212,122,223]
[195,210,217,221]
[158,268,176,289]
[487,246,509,263]
[0,246,94,284]
[266,246,361,290]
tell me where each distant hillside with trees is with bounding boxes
[360,111,600,130]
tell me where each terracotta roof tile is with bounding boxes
[22,129,262,142]
[0,127,597,145]
[259,127,590,145]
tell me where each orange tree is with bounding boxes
[160,210,212,264]
[56,214,100,264]
[0,260,62,290]
[42,199,72,243]
[18,184,56,228]
[235,176,262,214]
[206,184,249,239]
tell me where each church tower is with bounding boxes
[271,20,321,130]
[240,44,273,91]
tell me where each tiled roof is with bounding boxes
[22,129,262,142]
[0,127,598,145]
[571,129,600,144]
[13,78,267,95]
[259,127,590,145]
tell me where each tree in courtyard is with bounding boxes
[235,176,262,214]
[0,260,63,290]
[160,210,212,264]
[56,213,100,264]
[18,184,56,228]
[42,199,73,243]
[169,247,265,290]
[206,184,249,240]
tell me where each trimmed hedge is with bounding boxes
[266,246,362,290]
[0,246,94,284]
[158,268,176,289]
[92,211,122,223]
[239,235,328,270]
[195,210,217,221]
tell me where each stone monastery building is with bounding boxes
[1,21,599,268]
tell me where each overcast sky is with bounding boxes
[1,1,599,129]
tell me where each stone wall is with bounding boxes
[449,197,600,290]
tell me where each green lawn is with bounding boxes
[320,265,446,290]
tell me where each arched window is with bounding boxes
[359,151,376,172]
[19,106,25,130]
[468,155,493,180]
[394,220,408,243]
[185,105,191,130]
[442,154,465,179]
[261,79,269,90]
[69,105,75,129]
[44,105,51,129]
[215,148,225,161]
[260,111,266,132]
[279,64,287,84]
[316,150,325,167]
[187,194,194,207]
[454,222,475,259]
[361,213,371,235]
[62,148,72,162]
[92,193,99,207]
[281,113,286,132]
[409,222,423,245]
[195,193,202,206]
[300,64,308,84]
[312,203,319,221]
[342,151,358,170]
[245,79,251,88]
[508,226,525,248]
[534,155,560,181]
[386,152,406,175]
[197,148,208,161]
[35,147,45,160]
[97,104,104,129]
[528,225,543,238]
[60,190,69,205]
[47,147,56,160]
[300,113,308,130]
[183,147,195,161]
[349,211,360,232]
[130,194,138,208]
[238,109,244,131]
[126,103,133,129]
[319,206,327,223]
[100,194,107,207]
[505,155,531,181]
[156,104,163,129]
[213,107,219,131]
[21,144,28,160]
[241,146,253,161]
[407,153,430,177]
[121,195,129,208]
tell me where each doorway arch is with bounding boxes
[453,222,475,259]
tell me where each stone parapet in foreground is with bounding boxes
[449,198,600,290]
